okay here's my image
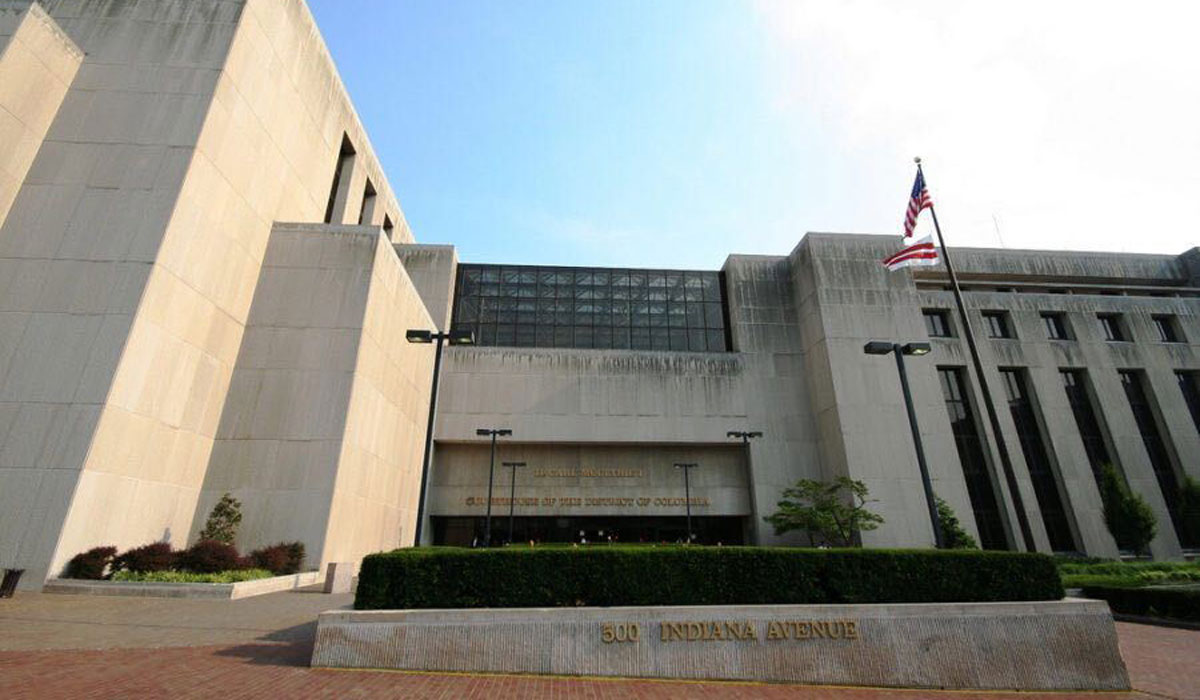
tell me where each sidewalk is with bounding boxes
[1,588,1195,699]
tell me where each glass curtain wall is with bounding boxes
[451,264,729,352]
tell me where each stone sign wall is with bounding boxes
[311,600,1129,690]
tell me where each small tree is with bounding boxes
[1178,475,1200,549]
[934,495,978,549]
[1098,464,1156,555]
[764,476,883,547]
[198,493,243,545]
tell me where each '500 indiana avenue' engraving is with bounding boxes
[600,620,861,644]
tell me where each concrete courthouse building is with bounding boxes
[1,0,1198,589]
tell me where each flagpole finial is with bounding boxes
[913,156,921,164]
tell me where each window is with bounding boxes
[1000,369,1077,552]
[1178,371,1200,437]
[937,367,1008,550]
[323,134,355,224]
[1060,370,1114,483]
[981,311,1014,339]
[382,214,394,239]
[1097,314,1125,341]
[451,264,730,352]
[358,179,377,225]
[923,309,952,338]
[1041,312,1070,340]
[1119,370,1192,548]
[1152,315,1183,343]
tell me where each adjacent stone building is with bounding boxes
[0,0,1197,589]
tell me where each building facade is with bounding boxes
[0,0,1197,589]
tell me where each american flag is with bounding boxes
[903,170,933,239]
[883,233,939,271]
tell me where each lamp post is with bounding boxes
[727,431,762,545]
[502,461,527,544]
[406,328,475,546]
[863,340,944,548]
[477,428,512,547]
[674,463,698,544]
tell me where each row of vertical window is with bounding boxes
[939,366,1200,552]
[451,264,730,352]
[924,309,1186,344]
[322,134,395,235]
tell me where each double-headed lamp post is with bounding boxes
[502,461,527,544]
[477,428,512,546]
[863,340,944,549]
[406,328,475,546]
[674,463,699,544]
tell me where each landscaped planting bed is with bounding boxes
[354,546,1063,610]
[1080,584,1200,623]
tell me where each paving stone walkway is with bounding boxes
[1,588,1195,699]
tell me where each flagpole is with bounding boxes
[916,159,1037,553]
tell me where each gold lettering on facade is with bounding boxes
[534,468,645,479]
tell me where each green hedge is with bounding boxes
[1082,584,1200,622]
[354,546,1063,610]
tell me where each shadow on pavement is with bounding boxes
[213,620,318,667]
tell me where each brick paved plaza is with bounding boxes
[1,588,1196,699]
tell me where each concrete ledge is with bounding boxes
[311,599,1129,690]
[44,571,323,600]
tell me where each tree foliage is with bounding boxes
[934,495,979,549]
[763,477,883,547]
[198,493,243,545]
[1099,464,1156,555]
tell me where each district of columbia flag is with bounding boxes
[883,233,940,271]
[903,170,933,240]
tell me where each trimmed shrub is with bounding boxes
[1099,464,1157,554]
[1083,584,1200,622]
[249,542,305,575]
[63,546,117,580]
[935,495,978,549]
[111,568,273,584]
[354,547,1063,610]
[176,540,242,574]
[198,493,242,545]
[112,542,176,574]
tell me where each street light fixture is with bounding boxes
[502,461,527,544]
[406,328,475,546]
[477,428,512,547]
[863,340,943,548]
[674,463,699,544]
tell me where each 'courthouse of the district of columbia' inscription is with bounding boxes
[0,0,1198,590]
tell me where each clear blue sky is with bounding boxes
[308,1,1199,269]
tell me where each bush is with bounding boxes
[249,542,305,575]
[1082,584,1200,622]
[354,546,1063,610]
[1058,559,1200,588]
[176,540,242,574]
[198,493,243,545]
[1099,464,1157,554]
[111,569,273,584]
[934,495,978,549]
[112,542,176,574]
[1179,475,1200,549]
[63,546,117,580]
